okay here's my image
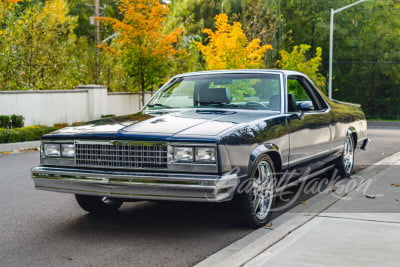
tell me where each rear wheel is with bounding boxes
[75,194,123,213]
[335,134,355,177]
[233,155,276,228]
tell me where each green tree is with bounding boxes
[277,44,326,90]
[331,0,400,119]
[280,0,400,119]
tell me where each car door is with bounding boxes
[286,75,333,173]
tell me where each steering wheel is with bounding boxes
[243,101,268,110]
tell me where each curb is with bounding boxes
[367,120,400,129]
[195,152,400,267]
[0,140,40,153]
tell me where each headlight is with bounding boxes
[61,144,75,158]
[43,143,75,158]
[44,143,61,157]
[173,147,193,162]
[195,147,216,162]
[168,145,216,163]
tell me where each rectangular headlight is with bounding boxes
[61,144,75,158]
[173,147,193,162]
[195,147,216,162]
[44,143,61,157]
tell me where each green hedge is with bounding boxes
[0,114,25,128]
[0,125,58,144]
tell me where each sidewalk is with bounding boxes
[197,152,400,267]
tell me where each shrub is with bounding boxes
[0,116,10,128]
[0,125,58,144]
[10,115,24,128]
[0,115,25,128]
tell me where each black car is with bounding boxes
[32,69,369,227]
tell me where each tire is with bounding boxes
[335,134,355,177]
[75,194,123,213]
[233,155,276,228]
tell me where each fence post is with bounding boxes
[75,85,108,121]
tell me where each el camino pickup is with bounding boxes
[31,69,369,227]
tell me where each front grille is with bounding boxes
[75,143,168,169]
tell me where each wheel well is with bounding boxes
[350,132,358,149]
[265,151,282,172]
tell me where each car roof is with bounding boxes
[173,69,304,78]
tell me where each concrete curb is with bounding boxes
[0,141,40,153]
[195,152,400,267]
[367,120,400,129]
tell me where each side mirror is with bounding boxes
[295,102,314,120]
[298,102,314,112]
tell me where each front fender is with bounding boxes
[247,143,282,179]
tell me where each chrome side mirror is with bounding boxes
[298,102,314,112]
[296,102,314,120]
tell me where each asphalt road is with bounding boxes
[0,127,399,267]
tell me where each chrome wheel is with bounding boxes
[252,161,275,220]
[343,135,354,175]
[233,155,276,228]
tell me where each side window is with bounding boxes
[287,79,312,102]
[287,77,325,112]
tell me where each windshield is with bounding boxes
[145,73,281,111]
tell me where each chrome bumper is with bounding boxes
[31,166,239,202]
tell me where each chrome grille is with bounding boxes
[75,143,168,169]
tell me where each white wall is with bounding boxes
[0,85,153,126]
[107,92,152,116]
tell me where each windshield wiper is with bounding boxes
[198,101,239,108]
[147,103,172,109]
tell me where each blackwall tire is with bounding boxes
[75,194,123,213]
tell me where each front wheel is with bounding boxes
[233,155,276,228]
[75,194,123,213]
[335,134,355,177]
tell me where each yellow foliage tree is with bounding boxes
[98,0,184,106]
[196,14,272,70]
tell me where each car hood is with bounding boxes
[44,109,279,139]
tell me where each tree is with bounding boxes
[234,0,282,65]
[280,0,400,119]
[196,13,272,70]
[276,44,326,90]
[0,0,20,21]
[331,0,400,119]
[0,0,87,90]
[98,0,184,107]
[166,0,281,65]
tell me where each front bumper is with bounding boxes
[31,166,239,202]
